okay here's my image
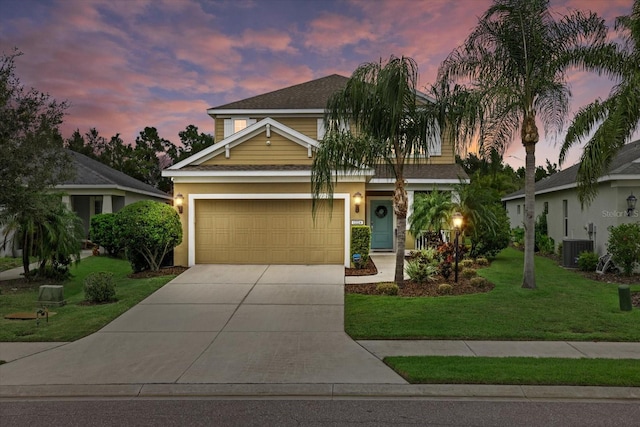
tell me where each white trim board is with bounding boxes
[187,193,351,267]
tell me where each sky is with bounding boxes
[0,0,634,169]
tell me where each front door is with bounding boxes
[370,200,393,250]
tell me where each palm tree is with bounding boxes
[409,189,453,241]
[438,0,608,289]
[560,0,640,206]
[311,56,438,285]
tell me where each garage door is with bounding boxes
[194,199,344,264]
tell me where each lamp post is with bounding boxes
[452,212,463,283]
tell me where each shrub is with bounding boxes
[350,226,371,268]
[90,213,123,256]
[376,282,399,296]
[460,259,474,268]
[405,259,439,283]
[511,227,525,247]
[475,257,489,266]
[115,201,182,272]
[470,277,489,289]
[438,283,453,295]
[536,233,555,255]
[84,272,116,303]
[469,203,511,258]
[461,268,477,278]
[577,251,599,272]
[607,223,640,276]
[557,241,563,259]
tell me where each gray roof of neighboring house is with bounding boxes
[503,139,640,200]
[210,74,350,110]
[60,150,169,198]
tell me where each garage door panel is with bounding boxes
[195,199,344,264]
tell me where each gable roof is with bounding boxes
[502,139,640,201]
[372,164,469,183]
[166,117,319,171]
[59,150,170,199]
[209,74,349,111]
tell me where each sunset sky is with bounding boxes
[0,0,634,169]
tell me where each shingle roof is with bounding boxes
[373,164,469,180]
[503,139,640,200]
[60,150,169,197]
[211,74,349,110]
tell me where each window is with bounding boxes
[543,202,549,214]
[517,204,521,215]
[223,118,256,138]
[317,118,349,140]
[563,200,568,237]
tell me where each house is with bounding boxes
[163,75,468,267]
[0,150,170,257]
[59,150,171,237]
[502,139,640,256]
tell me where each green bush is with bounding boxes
[577,251,599,272]
[413,247,438,264]
[350,226,371,267]
[536,233,555,255]
[438,283,453,295]
[469,203,511,258]
[90,213,123,256]
[376,282,399,296]
[460,259,474,268]
[115,201,182,272]
[461,268,477,278]
[557,241,563,259]
[475,257,490,266]
[469,276,489,288]
[405,259,439,283]
[607,223,640,276]
[84,272,116,303]
[511,227,524,247]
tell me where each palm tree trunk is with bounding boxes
[522,120,538,289]
[393,178,408,285]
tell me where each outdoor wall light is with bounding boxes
[627,192,637,217]
[354,192,362,213]
[452,212,463,283]
[175,193,184,214]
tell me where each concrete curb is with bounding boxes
[1,383,638,400]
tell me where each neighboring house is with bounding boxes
[502,139,640,256]
[59,150,171,237]
[163,74,468,267]
[0,150,170,257]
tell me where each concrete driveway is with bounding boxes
[0,265,405,385]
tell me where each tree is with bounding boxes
[438,0,608,289]
[560,0,640,206]
[312,56,438,285]
[409,189,453,239]
[176,124,214,163]
[115,200,182,272]
[0,50,75,276]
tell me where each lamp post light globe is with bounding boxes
[452,212,463,283]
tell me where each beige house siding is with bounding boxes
[202,132,313,165]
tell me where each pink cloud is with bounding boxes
[303,12,378,53]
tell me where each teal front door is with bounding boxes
[370,200,393,250]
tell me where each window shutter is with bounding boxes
[223,119,233,138]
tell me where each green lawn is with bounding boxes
[346,247,640,341]
[0,257,35,272]
[384,356,640,386]
[0,256,175,342]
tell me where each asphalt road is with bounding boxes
[2,398,639,426]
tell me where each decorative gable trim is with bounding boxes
[168,117,321,170]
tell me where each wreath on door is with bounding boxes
[375,205,388,218]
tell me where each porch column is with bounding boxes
[61,194,71,209]
[102,195,113,213]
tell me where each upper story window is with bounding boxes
[317,118,349,140]
[224,117,256,138]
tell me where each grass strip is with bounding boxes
[0,256,175,342]
[346,247,640,341]
[385,356,640,386]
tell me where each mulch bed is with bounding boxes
[346,276,494,297]
[345,258,378,276]
[128,266,189,279]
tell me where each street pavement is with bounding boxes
[1,255,638,400]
